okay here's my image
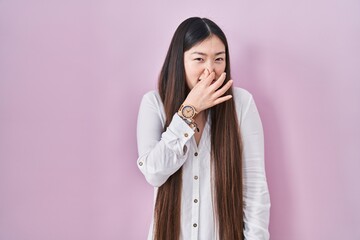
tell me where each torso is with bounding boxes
[194,111,208,147]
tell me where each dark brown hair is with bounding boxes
[155,17,243,240]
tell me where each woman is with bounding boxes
[136,17,270,240]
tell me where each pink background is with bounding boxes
[1,0,359,239]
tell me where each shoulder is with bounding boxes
[232,87,254,109]
[141,90,161,101]
[140,90,163,107]
[232,87,253,99]
[232,87,259,123]
[139,90,165,120]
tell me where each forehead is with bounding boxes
[187,35,225,54]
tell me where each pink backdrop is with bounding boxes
[1,0,359,239]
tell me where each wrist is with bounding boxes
[178,103,198,119]
[177,104,200,132]
[182,99,201,113]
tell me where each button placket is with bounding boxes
[191,147,200,239]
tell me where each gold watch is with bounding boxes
[178,104,198,120]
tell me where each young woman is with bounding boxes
[136,17,270,240]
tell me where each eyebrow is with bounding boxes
[191,51,226,56]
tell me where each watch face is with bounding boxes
[182,106,195,118]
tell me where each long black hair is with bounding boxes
[155,17,243,240]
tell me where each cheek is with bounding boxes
[214,64,226,76]
[184,67,200,88]
[186,66,203,79]
[216,62,226,72]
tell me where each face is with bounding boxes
[184,35,226,89]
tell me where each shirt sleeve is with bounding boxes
[241,95,271,240]
[136,92,195,187]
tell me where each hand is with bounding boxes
[183,69,233,113]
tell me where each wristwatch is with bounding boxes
[178,104,198,120]
[178,104,200,132]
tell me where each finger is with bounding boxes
[212,95,233,106]
[213,80,233,99]
[205,68,210,78]
[199,68,209,81]
[204,71,216,86]
[210,72,227,90]
[197,69,211,88]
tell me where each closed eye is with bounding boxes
[215,57,225,62]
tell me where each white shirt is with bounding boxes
[136,87,270,240]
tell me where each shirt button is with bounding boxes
[139,162,143,166]
[194,199,198,203]
[194,175,198,180]
[194,152,198,156]
[193,223,197,228]
[184,133,188,137]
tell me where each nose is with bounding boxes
[205,61,215,73]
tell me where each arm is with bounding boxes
[241,95,271,240]
[136,91,195,187]
[137,69,233,187]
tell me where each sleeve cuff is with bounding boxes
[161,113,195,155]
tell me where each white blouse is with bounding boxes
[136,87,270,240]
